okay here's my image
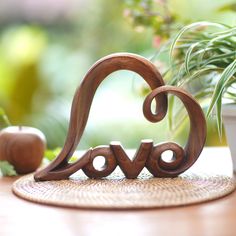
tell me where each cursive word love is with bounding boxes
[82,140,185,179]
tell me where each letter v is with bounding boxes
[110,140,153,179]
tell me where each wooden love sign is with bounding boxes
[34,53,206,181]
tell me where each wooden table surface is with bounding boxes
[1,147,236,236]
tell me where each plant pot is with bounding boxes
[222,104,236,173]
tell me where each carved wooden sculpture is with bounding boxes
[34,53,206,181]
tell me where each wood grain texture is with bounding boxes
[34,53,206,181]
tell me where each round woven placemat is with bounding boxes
[12,169,236,209]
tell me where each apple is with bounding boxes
[0,126,46,174]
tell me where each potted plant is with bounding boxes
[163,21,236,171]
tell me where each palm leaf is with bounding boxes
[207,60,236,117]
[169,21,228,64]
[167,95,175,130]
[216,93,223,138]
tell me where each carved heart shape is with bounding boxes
[34,53,206,181]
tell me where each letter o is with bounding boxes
[82,146,117,178]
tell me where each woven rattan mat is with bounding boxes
[12,168,236,209]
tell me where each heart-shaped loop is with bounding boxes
[34,53,206,181]
[144,85,206,177]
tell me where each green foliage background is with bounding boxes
[0,0,235,149]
